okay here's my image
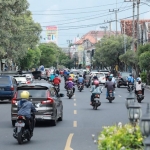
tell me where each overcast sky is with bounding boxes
[28,0,150,47]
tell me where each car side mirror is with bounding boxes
[59,93,64,97]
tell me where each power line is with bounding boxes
[30,2,124,12]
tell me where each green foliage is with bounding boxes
[98,123,143,150]
[94,35,132,71]
[140,72,147,83]
[139,51,150,71]
[0,0,42,61]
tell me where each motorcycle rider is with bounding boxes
[53,74,61,89]
[91,74,98,85]
[85,72,91,86]
[77,74,84,86]
[135,78,144,96]
[65,77,75,94]
[69,72,75,80]
[49,73,55,82]
[127,74,134,87]
[17,91,37,135]
[105,77,115,99]
[90,80,102,105]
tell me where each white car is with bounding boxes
[97,73,106,84]
[24,74,34,83]
[14,76,28,84]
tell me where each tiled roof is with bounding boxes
[74,30,120,45]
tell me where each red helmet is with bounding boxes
[68,77,73,81]
[94,80,99,85]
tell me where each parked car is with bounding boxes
[0,75,17,101]
[13,75,29,84]
[117,72,130,88]
[11,83,64,126]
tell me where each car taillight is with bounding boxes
[12,92,17,104]
[18,116,23,119]
[11,85,14,91]
[27,81,30,84]
[41,91,54,104]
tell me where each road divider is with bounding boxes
[73,121,77,127]
[64,133,74,150]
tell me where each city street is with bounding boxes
[0,79,149,150]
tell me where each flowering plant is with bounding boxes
[98,123,144,150]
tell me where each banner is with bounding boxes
[46,26,58,44]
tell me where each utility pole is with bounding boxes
[109,9,119,36]
[104,20,112,37]
[124,20,127,71]
[137,0,140,50]
[100,26,108,35]
[124,0,136,50]
[67,40,72,59]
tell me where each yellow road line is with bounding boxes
[74,103,76,106]
[73,121,77,127]
[74,110,77,114]
[64,133,74,150]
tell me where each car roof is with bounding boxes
[17,82,53,89]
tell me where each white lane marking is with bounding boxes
[118,95,122,97]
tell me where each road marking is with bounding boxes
[74,103,76,106]
[74,99,76,101]
[73,121,77,127]
[118,95,122,97]
[64,133,74,150]
[74,110,77,114]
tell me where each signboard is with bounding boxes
[46,26,58,44]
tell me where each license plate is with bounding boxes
[15,122,25,127]
[55,86,58,88]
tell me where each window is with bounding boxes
[0,77,9,84]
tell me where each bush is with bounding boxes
[98,123,143,150]
[140,72,147,83]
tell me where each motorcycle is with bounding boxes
[127,83,134,92]
[136,90,144,103]
[67,88,74,99]
[107,90,115,103]
[78,83,84,92]
[92,94,101,110]
[85,80,90,88]
[13,115,34,144]
[54,84,60,92]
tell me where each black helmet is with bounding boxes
[79,75,82,77]
[130,74,132,76]
[108,77,112,81]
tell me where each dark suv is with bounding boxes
[11,83,64,126]
[0,76,17,101]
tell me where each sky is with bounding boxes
[28,0,150,47]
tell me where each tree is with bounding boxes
[0,0,42,66]
[94,35,132,72]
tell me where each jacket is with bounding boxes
[17,99,36,118]
[105,81,115,91]
[91,85,102,94]
[66,81,75,89]
[50,74,55,81]
[78,77,84,83]
[127,76,134,83]
[53,77,61,84]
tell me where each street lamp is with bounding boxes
[140,103,150,149]
[125,92,135,109]
[128,100,142,124]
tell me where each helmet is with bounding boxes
[20,91,30,99]
[68,77,73,81]
[108,77,112,81]
[79,75,82,77]
[110,74,113,77]
[94,80,99,85]
[137,77,141,82]
[55,74,58,77]
[67,72,70,75]
[130,74,132,76]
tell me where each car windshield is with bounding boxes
[15,77,27,82]
[0,77,10,84]
[97,73,104,77]
[17,89,47,98]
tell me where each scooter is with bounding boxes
[127,83,134,92]
[91,94,101,110]
[53,84,60,92]
[78,83,84,92]
[85,80,90,88]
[136,90,144,103]
[67,88,74,99]
[107,90,115,103]
[13,115,35,144]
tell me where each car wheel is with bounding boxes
[51,111,57,126]
[58,111,63,121]
[12,120,16,127]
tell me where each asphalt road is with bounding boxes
[0,78,149,150]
